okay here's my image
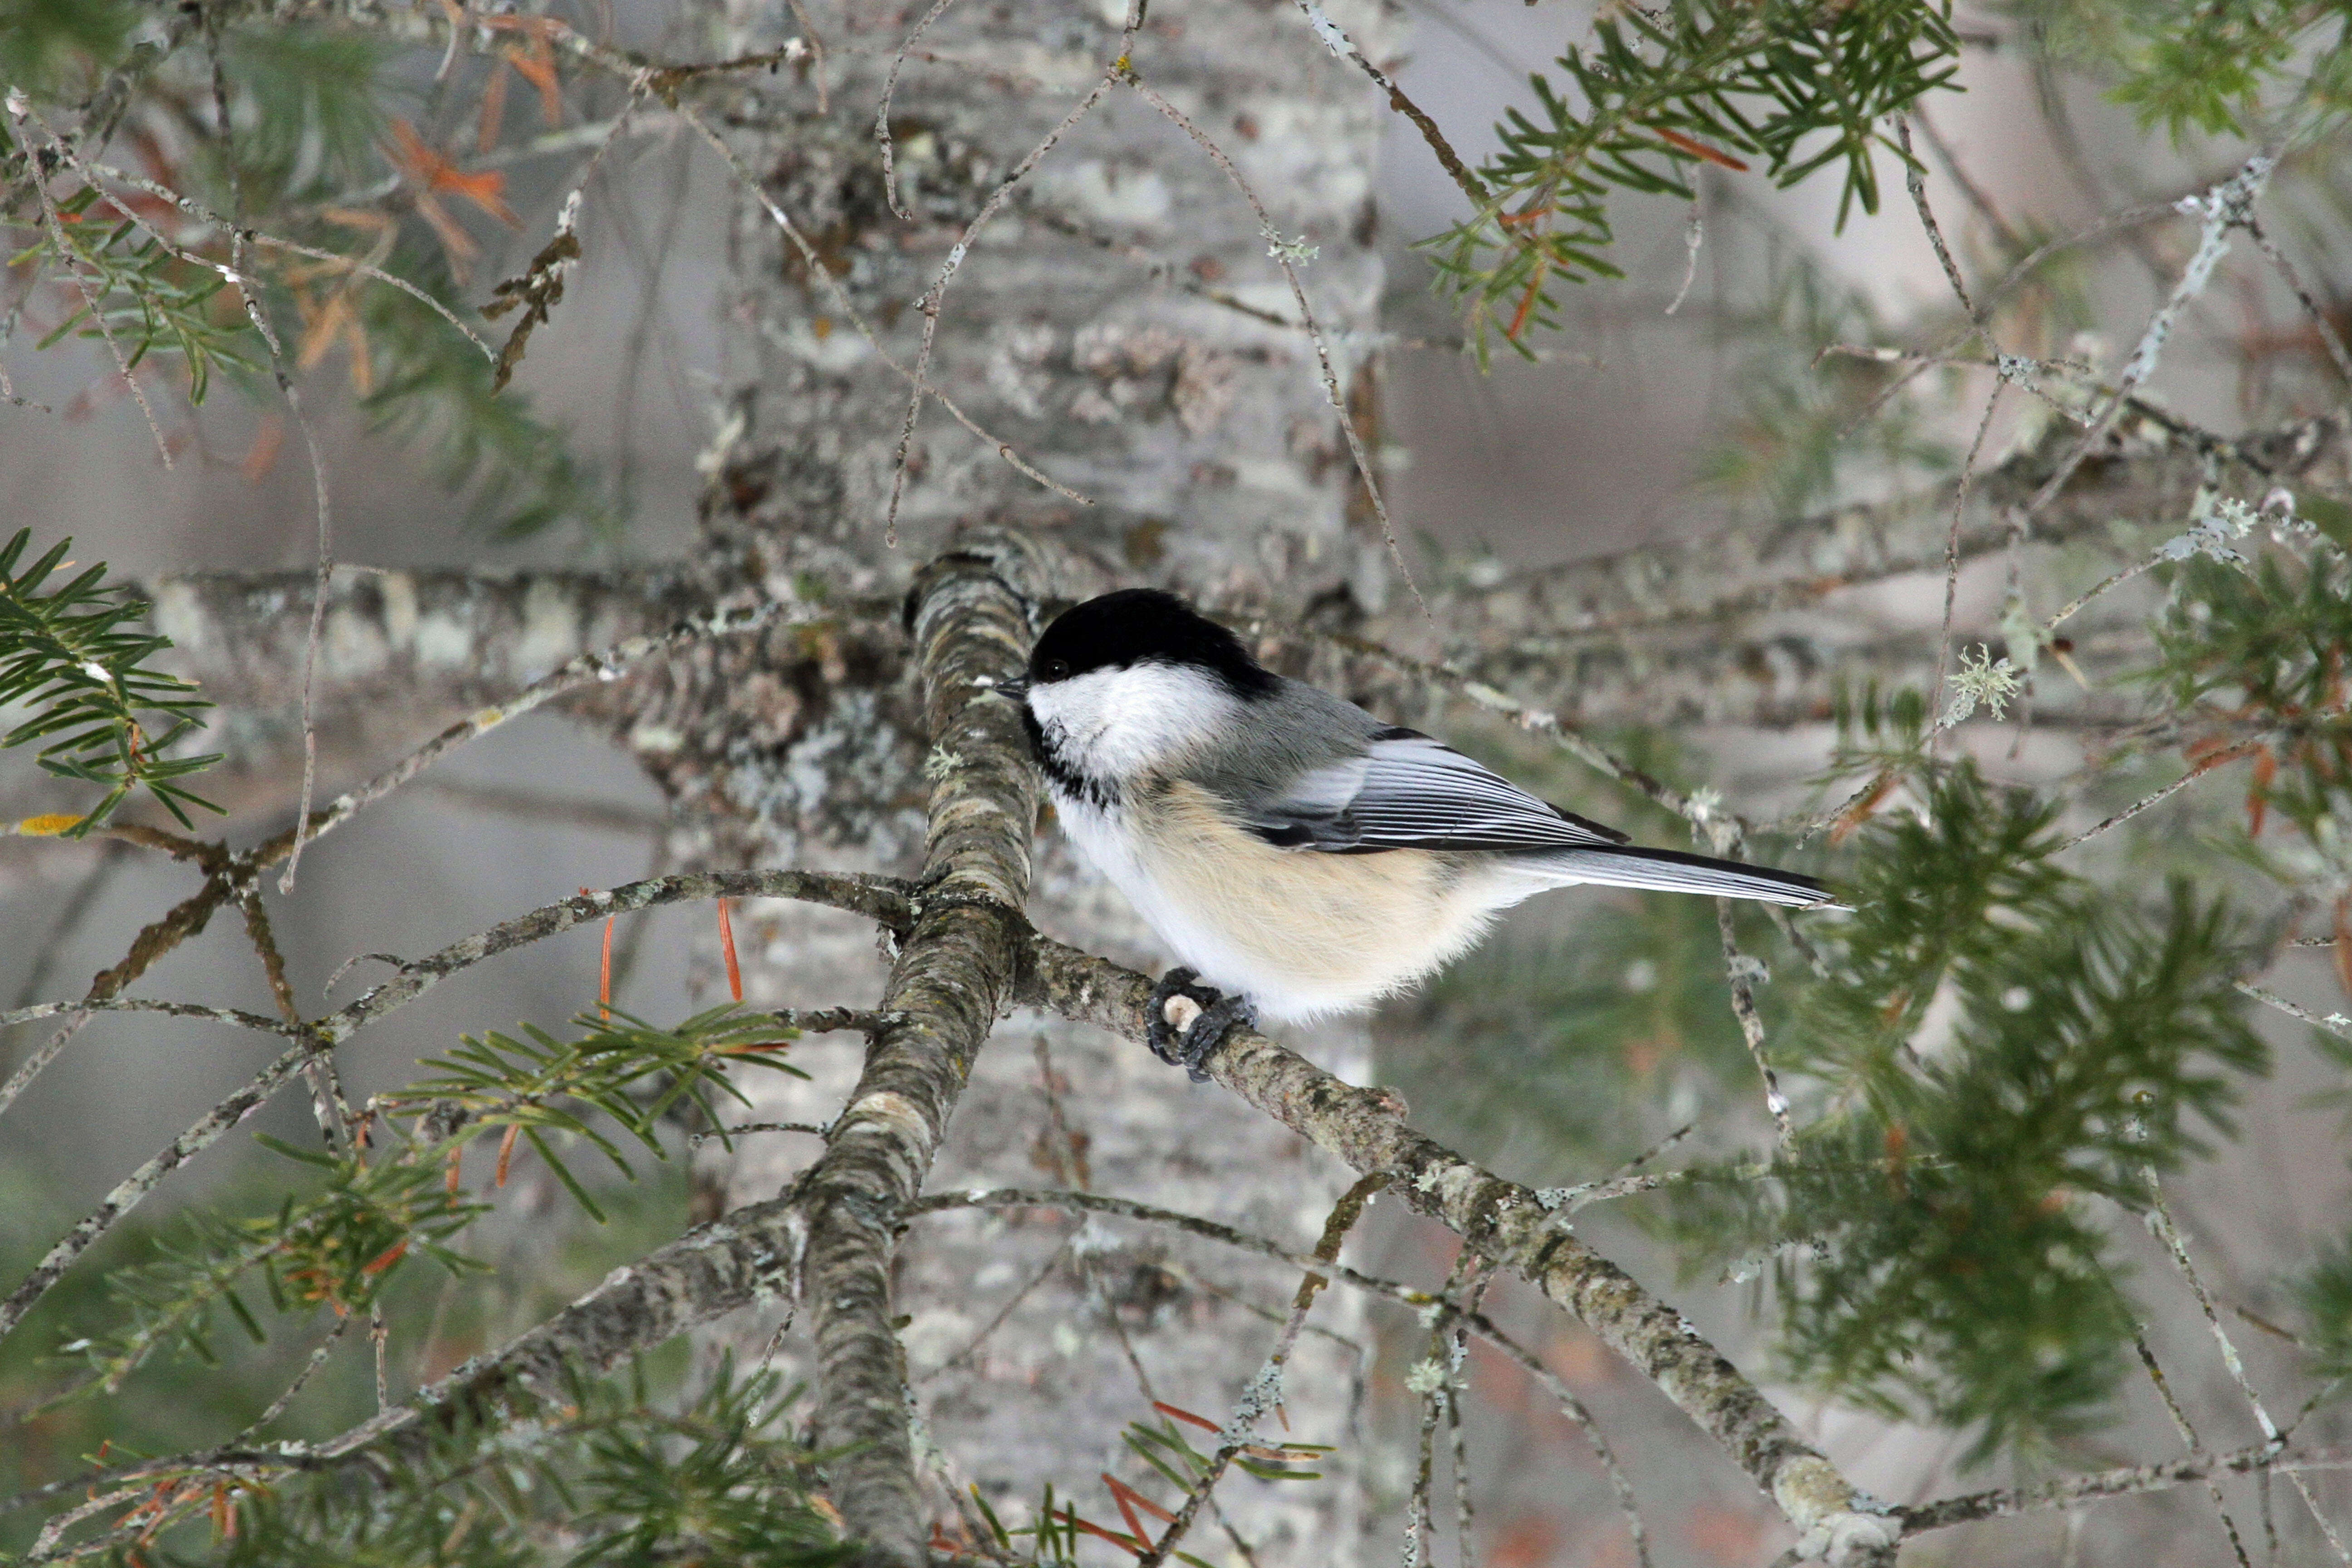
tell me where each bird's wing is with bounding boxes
[1242,727,1631,853]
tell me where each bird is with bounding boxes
[999,588,1838,1079]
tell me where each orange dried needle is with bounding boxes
[1104,1474,1174,1525]
[1151,1400,1221,1434]
[495,1123,520,1187]
[1655,126,1749,170]
[1102,1475,1150,1547]
[718,899,744,1003]
[599,914,615,1020]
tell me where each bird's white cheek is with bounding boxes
[1025,663,1239,780]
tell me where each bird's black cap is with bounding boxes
[1026,589,1278,700]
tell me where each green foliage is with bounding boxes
[1423,0,1960,355]
[2003,0,2352,140]
[358,279,618,539]
[2150,535,2352,850]
[8,186,260,404]
[216,27,397,205]
[390,1004,808,1220]
[1695,245,1954,517]
[957,1408,1332,1566]
[2294,1230,2352,1382]
[152,1358,848,1567]
[66,1140,489,1395]
[0,0,135,93]
[1671,769,2266,1458]
[1790,767,2077,1102]
[0,528,221,832]
[43,1005,794,1424]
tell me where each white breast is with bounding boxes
[1051,779,1526,1023]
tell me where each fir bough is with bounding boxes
[1424,0,1960,354]
[0,528,221,833]
[174,1359,847,1568]
[1671,769,2267,1457]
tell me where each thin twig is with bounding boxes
[885,70,1119,544]
[4,94,172,463]
[2242,215,2352,389]
[2234,980,2352,1041]
[1896,115,1973,316]
[0,869,911,1346]
[874,0,968,220]
[1929,381,2005,739]
[1133,1171,1390,1568]
[1124,72,1426,618]
[2132,1331,2255,1568]
[1286,0,1487,210]
[78,158,494,360]
[235,1315,353,1441]
[2144,1169,2351,1562]
[254,593,796,865]
[1716,898,1791,1149]
[667,96,1089,507]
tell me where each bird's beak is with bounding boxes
[994,675,1031,701]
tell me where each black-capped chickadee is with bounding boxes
[1003,589,1838,1078]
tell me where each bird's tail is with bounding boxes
[1517,845,1843,909]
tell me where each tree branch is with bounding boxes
[1393,411,2347,725]
[1012,935,1902,1568]
[793,527,1048,1564]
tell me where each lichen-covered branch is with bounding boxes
[790,526,1048,1564]
[1013,935,1902,1568]
[1376,411,2348,729]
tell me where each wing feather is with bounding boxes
[1245,728,1630,854]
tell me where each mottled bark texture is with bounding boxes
[671,0,1401,1552]
[795,530,1046,1563]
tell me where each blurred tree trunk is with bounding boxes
[655,0,1399,1549]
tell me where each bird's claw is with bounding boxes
[1146,967,1254,1083]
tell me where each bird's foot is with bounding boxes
[1146,967,1255,1083]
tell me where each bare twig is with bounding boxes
[1135,1171,1390,1568]
[1897,1445,2352,1534]
[4,93,172,463]
[885,71,1119,544]
[2143,1169,2352,1562]
[2018,153,2275,532]
[2243,215,2352,389]
[667,97,1089,507]
[1896,115,1973,316]
[253,593,798,865]
[1124,72,1425,617]
[1929,382,2006,738]
[2133,1331,2254,1568]
[1716,898,1792,1149]
[0,868,911,1347]
[1285,0,1488,210]
[874,0,970,220]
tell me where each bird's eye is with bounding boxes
[1041,658,1072,682]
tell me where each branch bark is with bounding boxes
[793,526,1048,1563]
[1014,935,1903,1568]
